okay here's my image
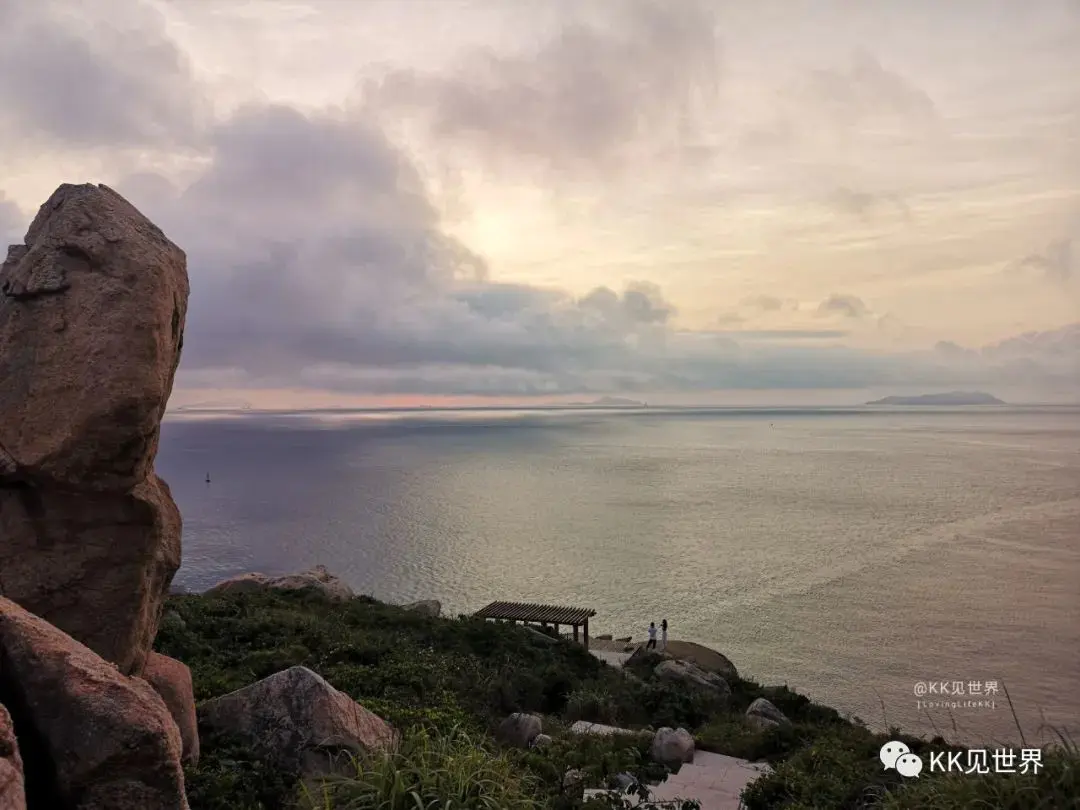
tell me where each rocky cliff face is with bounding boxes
[0,183,188,676]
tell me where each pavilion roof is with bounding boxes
[473,600,596,626]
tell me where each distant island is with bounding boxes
[866,391,1005,406]
[568,396,647,407]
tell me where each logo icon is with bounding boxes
[880,741,923,778]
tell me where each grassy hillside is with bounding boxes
[154,589,1078,809]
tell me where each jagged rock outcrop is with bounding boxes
[0,183,188,675]
[0,704,25,810]
[0,597,187,810]
[142,653,199,766]
[198,666,396,778]
[205,565,354,602]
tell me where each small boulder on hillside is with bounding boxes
[205,566,354,602]
[746,697,790,730]
[401,599,441,618]
[495,713,543,749]
[650,727,695,768]
[0,597,187,810]
[654,659,731,701]
[142,653,199,766]
[0,704,25,810]
[198,666,396,778]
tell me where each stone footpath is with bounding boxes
[584,751,769,809]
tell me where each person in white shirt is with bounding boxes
[646,621,658,649]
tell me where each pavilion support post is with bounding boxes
[583,618,590,651]
[573,624,579,643]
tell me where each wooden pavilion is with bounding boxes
[473,600,597,650]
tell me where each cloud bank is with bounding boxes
[1,0,1077,402]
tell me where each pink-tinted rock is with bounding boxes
[0,597,187,810]
[198,666,395,777]
[0,183,187,677]
[142,653,199,766]
[0,475,181,675]
[0,183,188,491]
[0,704,25,810]
[205,566,354,602]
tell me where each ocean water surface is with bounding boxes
[157,406,1080,744]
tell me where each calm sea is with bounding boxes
[157,406,1080,745]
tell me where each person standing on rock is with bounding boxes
[646,621,657,650]
[661,618,668,651]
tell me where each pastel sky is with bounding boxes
[1,0,1077,406]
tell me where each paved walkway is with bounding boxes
[583,752,769,809]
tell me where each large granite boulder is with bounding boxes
[0,705,25,810]
[656,641,739,681]
[746,697,790,731]
[0,597,187,810]
[0,477,181,675]
[650,727,695,767]
[198,666,396,778]
[654,659,731,701]
[495,713,543,748]
[142,653,199,766]
[205,566,354,602]
[0,183,188,489]
[0,183,188,675]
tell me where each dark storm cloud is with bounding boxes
[0,0,205,149]
[363,0,721,174]
[4,0,1073,398]
[1012,238,1075,284]
[817,294,870,318]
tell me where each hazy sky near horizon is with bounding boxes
[1,0,1078,403]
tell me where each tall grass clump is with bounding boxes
[304,725,544,810]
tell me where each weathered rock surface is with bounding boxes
[530,733,553,749]
[205,566,354,602]
[0,476,181,674]
[0,183,188,676]
[0,704,25,810]
[142,653,199,766]
[401,599,441,617]
[495,713,543,748]
[0,597,187,810]
[656,641,739,681]
[650,726,695,767]
[654,659,731,701]
[568,721,649,739]
[0,183,188,489]
[746,697,790,730]
[198,666,395,777]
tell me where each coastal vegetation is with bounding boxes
[155,588,1078,809]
